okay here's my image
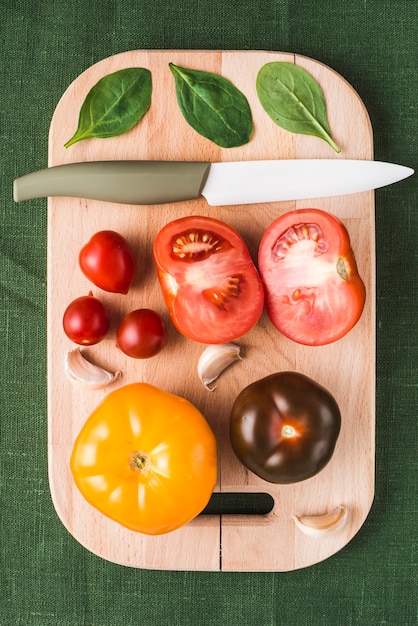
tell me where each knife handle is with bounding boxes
[13,161,211,205]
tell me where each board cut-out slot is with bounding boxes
[200,492,275,516]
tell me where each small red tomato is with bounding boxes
[116,309,167,358]
[79,230,136,294]
[63,293,110,345]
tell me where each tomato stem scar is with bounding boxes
[282,425,296,439]
[336,257,349,280]
[129,450,151,473]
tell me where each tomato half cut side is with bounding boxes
[153,216,264,344]
[258,208,366,346]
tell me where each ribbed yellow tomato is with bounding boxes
[70,383,217,535]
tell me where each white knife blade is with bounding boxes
[13,159,413,206]
[202,159,414,205]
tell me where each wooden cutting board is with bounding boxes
[47,50,375,571]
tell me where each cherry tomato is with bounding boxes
[63,293,110,345]
[258,208,366,346]
[71,383,217,535]
[230,372,341,484]
[153,216,264,344]
[116,309,167,358]
[79,230,136,294]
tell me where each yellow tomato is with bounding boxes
[70,383,217,535]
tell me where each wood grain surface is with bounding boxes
[47,50,375,571]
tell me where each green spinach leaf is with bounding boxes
[169,63,253,148]
[256,62,340,153]
[64,67,152,148]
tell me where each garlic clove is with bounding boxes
[65,348,121,390]
[197,343,242,391]
[293,505,348,538]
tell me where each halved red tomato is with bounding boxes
[258,208,366,346]
[153,216,264,343]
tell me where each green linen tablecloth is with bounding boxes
[1,1,416,625]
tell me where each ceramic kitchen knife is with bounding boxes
[13,159,413,206]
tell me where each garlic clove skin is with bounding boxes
[293,505,348,538]
[65,348,121,390]
[197,343,242,391]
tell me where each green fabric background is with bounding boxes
[1,1,417,624]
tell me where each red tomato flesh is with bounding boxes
[153,216,264,344]
[258,208,366,346]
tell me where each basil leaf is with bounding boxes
[256,62,340,153]
[64,67,152,148]
[169,63,253,148]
